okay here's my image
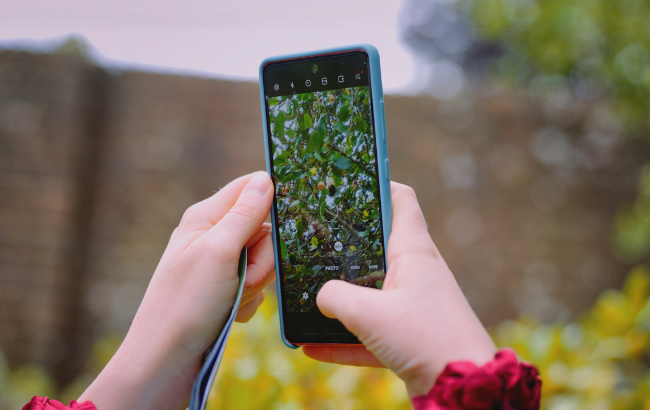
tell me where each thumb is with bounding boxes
[198,172,273,260]
[317,280,380,337]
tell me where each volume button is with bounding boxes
[379,100,387,142]
[384,158,390,181]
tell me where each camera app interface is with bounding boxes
[265,54,386,312]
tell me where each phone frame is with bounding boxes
[259,44,392,348]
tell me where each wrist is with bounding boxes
[80,332,199,410]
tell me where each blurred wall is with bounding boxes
[0,50,646,386]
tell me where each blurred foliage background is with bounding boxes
[2,0,650,408]
[3,268,650,410]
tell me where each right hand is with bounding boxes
[303,182,497,396]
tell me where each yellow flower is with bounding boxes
[350,245,356,251]
[363,211,369,217]
[310,167,317,175]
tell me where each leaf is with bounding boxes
[310,131,323,153]
[280,236,287,261]
[311,237,319,248]
[296,218,305,238]
[274,112,285,137]
[333,157,353,170]
[304,113,313,128]
[376,280,384,289]
[317,117,327,135]
[317,193,326,221]
[286,128,296,139]
[334,123,348,132]
[338,107,349,122]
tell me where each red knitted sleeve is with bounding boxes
[412,349,541,410]
[22,397,97,410]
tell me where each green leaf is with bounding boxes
[296,217,305,238]
[334,123,348,132]
[310,131,323,153]
[333,157,353,170]
[274,112,285,137]
[304,113,313,128]
[311,236,319,248]
[286,128,296,139]
[280,236,287,261]
[317,117,327,135]
[338,107,349,122]
[318,193,326,221]
[376,280,384,289]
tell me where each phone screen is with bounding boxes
[263,51,386,343]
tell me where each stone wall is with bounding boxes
[0,50,645,386]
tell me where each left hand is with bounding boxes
[80,172,275,410]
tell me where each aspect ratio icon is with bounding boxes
[305,79,311,87]
[321,77,328,85]
[355,73,361,80]
[338,75,344,83]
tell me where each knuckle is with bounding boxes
[182,202,203,221]
[400,185,417,199]
[228,202,257,220]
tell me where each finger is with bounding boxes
[243,230,276,297]
[235,290,265,323]
[194,172,273,264]
[303,345,384,368]
[176,173,258,238]
[246,223,272,250]
[387,182,439,267]
[316,280,379,335]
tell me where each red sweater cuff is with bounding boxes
[22,397,97,410]
[412,349,541,410]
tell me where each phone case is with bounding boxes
[259,44,392,349]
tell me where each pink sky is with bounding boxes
[0,0,423,94]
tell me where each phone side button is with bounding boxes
[380,100,387,142]
[384,158,390,181]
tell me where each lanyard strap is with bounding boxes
[188,247,247,410]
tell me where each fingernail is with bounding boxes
[245,172,271,196]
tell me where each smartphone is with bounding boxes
[259,44,392,347]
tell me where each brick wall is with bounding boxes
[0,50,646,386]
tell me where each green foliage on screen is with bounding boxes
[268,87,385,312]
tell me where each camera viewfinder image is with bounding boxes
[268,86,385,312]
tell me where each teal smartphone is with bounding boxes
[259,44,392,348]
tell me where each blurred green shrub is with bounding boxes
[493,265,650,409]
[461,0,650,132]
[4,267,650,409]
[614,165,650,262]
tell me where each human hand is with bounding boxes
[304,182,496,396]
[80,172,275,410]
